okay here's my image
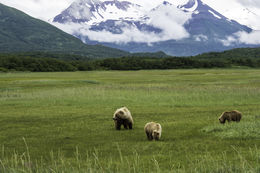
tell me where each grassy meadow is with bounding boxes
[0,69,260,172]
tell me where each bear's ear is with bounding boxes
[118,111,124,115]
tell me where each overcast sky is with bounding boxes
[0,0,74,20]
[0,0,260,21]
[236,0,260,7]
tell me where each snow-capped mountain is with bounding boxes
[52,0,257,56]
[53,0,145,25]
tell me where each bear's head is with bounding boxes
[113,111,124,120]
[113,111,126,125]
[219,112,228,124]
[152,130,160,140]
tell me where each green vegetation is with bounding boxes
[1,46,260,72]
[197,47,260,59]
[1,54,260,72]
[0,56,76,72]
[0,3,129,58]
[0,69,260,172]
[202,115,260,139]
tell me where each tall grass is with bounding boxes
[1,142,259,173]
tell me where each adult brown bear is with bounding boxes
[218,110,242,124]
[113,107,133,130]
[144,122,162,141]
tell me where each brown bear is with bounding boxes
[113,107,133,130]
[218,110,242,124]
[144,122,162,141]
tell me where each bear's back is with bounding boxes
[144,122,161,132]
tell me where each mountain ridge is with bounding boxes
[52,0,257,56]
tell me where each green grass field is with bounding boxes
[0,69,260,172]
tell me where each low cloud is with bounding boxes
[147,3,191,40]
[219,36,238,46]
[54,22,182,44]
[194,34,208,42]
[220,30,260,46]
[236,30,260,44]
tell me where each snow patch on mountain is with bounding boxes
[179,0,198,12]
[208,10,221,19]
[53,0,146,25]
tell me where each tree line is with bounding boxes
[0,51,260,72]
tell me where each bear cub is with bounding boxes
[144,122,162,141]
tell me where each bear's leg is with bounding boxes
[146,132,153,141]
[149,134,153,140]
[116,122,121,130]
[128,122,133,130]
[146,132,150,140]
[123,122,128,129]
[227,116,231,123]
[237,115,241,122]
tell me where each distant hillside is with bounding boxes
[1,47,260,72]
[0,3,129,58]
[196,47,260,59]
[130,51,169,58]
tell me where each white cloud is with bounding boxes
[220,30,260,46]
[236,31,260,44]
[147,3,191,40]
[219,36,238,46]
[67,0,93,20]
[85,27,160,44]
[194,34,208,42]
